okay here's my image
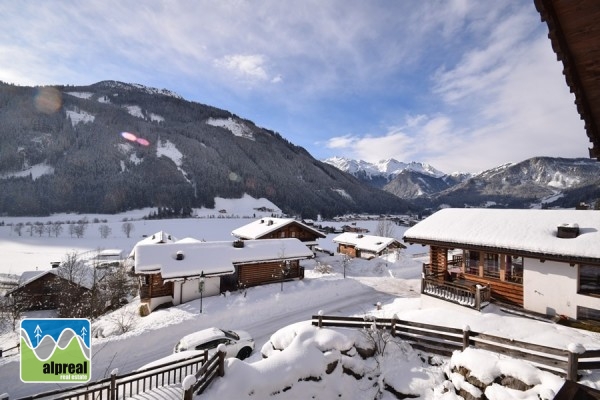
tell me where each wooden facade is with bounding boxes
[139,260,304,302]
[425,245,523,307]
[236,260,303,288]
[252,223,323,243]
[8,272,91,311]
[139,274,174,303]
[337,243,358,258]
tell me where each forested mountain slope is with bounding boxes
[0,81,411,217]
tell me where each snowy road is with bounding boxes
[1,276,418,398]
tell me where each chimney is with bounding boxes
[557,224,579,239]
[233,240,244,248]
[176,251,184,260]
[50,261,60,269]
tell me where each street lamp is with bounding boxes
[198,271,205,314]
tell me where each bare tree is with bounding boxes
[53,251,91,318]
[121,222,134,238]
[374,219,395,237]
[73,220,88,238]
[0,294,24,332]
[51,222,63,237]
[33,222,44,237]
[99,224,112,239]
[13,222,23,236]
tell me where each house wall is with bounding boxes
[260,225,321,242]
[238,260,302,288]
[337,244,357,258]
[524,259,600,319]
[12,274,90,311]
[173,277,221,306]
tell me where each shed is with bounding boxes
[333,232,405,260]
[231,218,325,250]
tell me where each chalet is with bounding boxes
[134,238,314,313]
[5,267,93,311]
[333,232,405,260]
[231,218,326,251]
[403,208,600,322]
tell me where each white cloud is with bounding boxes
[215,54,269,83]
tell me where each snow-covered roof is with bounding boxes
[231,218,325,240]
[332,232,405,253]
[134,238,314,279]
[403,208,600,261]
[10,265,102,295]
[127,231,178,258]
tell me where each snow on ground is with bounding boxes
[66,108,95,126]
[0,163,54,181]
[206,117,255,140]
[124,104,144,119]
[0,200,599,399]
[65,92,93,99]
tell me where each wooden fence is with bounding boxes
[312,314,600,382]
[14,350,221,400]
[0,343,19,358]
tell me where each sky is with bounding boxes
[0,0,592,173]
[0,205,599,398]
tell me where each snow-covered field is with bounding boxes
[0,197,599,399]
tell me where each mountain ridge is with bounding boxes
[0,81,411,218]
[325,156,600,209]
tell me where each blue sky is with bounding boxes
[0,1,591,173]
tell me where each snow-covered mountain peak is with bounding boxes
[323,157,445,179]
[94,81,183,99]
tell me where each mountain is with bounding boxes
[322,157,445,189]
[325,156,600,209]
[428,157,600,209]
[0,81,412,218]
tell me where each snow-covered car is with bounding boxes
[173,327,254,360]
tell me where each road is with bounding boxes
[1,277,418,399]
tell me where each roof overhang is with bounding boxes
[535,0,600,159]
[403,236,600,266]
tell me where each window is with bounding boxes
[465,250,480,275]
[577,306,600,323]
[579,264,600,296]
[279,232,286,238]
[484,253,500,279]
[506,256,523,284]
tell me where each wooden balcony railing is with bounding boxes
[421,264,491,311]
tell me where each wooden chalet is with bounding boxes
[333,232,405,260]
[5,268,92,311]
[403,208,600,321]
[134,238,314,313]
[231,218,326,251]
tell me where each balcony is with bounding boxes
[421,264,491,311]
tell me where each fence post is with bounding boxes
[0,349,2,358]
[475,286,481,310]
[182,375,196,400]
[317,310,323,328]
[391,314,397,337]
[110,369,118,400]
[462,325,470,350]
[218,349,226,377]
[566,343,585,381]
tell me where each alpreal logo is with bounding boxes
[20,318,91,383]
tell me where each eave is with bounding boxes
[535,0,600,159]
[403,236,600,266]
